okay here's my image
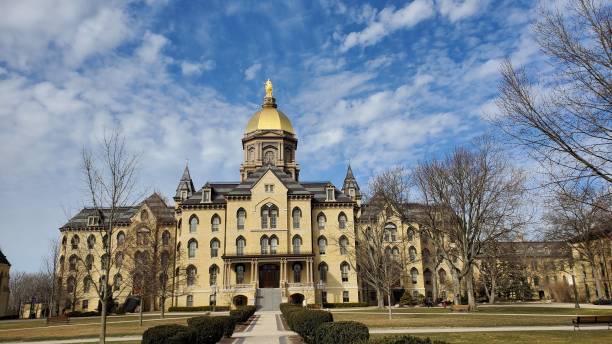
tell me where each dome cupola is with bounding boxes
[245,79,295,134]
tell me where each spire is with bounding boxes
[174,163,195,201]
[342,163,361,199]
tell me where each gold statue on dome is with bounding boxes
[265,78,273,98]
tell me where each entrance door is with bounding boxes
[259,264,280,288]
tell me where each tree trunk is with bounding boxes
[466,270,476,311]
[490,276,496,304]
[160,296,165,319]
[139,294,144,326]
[571,274,580,309]
[376,288,384,308]
[99,288,107,344]
[387,291,392,320]
[590,260,604,299]
[431,269,438,305]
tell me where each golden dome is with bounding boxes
[245,79,295,134]
[245,107,295,134]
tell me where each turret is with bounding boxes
[174,164,195,204]
[342,164,361,204]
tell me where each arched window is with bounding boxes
[137,229,149,246]
[424,269,432,285]
[186,265,197,286]
[384,223,397,241]
[318,236,327,254]
[85,254,94,270]
[341,262,350,282]
[66,276,75,293]
[409,246,417,261]
[113,273,122,290]
[392,246,400,258]
[188,239,198,258]
[411,268,419,284]
[140,209,149,221]
[260,235,269,254]
[407,226,416,241]
[317,213,326,230]
[338,212,347,229]
[209,265,219,285]
[237,208,246,230]
[186,295,194,307]
[178,219,182,236]
[261,203,278,229]
[270,235,279,254]
[292,207,302,229]
[264,150,275,164]
[248,147,255,161]
[71,235,80,250]
[62,236,67,248]
[59,256,65,271]
[87,235,96,249]
[102,234,109,249]
[339,236,348,255]
[211,214,221,232]
[160,251,169,268]
[236,264,245,284]
[384,246,391,256]
[292,235,302,254]
[189,215,198,233]
[210,239,220,257]
[162,231,171,246]
[69,255,77,271]
[438,269,447,284]
[115,252,124,268]
[117,231,125,246]
[318,262,328,283]
[236,236,246,256]
[293,263,302,283]
[83,277,92,293]
[422,248,430,263]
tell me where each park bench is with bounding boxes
[572,316,612,330]
[46,315,70,325]
[450,305,470,312]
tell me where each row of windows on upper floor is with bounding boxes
[367,224,425,243]
[62,230,172,251]
[59,248,172,274]
[183,207,349,233]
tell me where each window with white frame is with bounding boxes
[211,215,220,232]
[210,239,220,257]
[202,188,211,203]
[326,187,335,201]
[237,208,246,230]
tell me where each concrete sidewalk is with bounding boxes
[370,325,610,334]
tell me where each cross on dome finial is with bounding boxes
[265,78,273,98]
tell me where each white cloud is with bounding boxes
[244,63,262,80]
[180,60,216,76]
[136,32,169,64]
[437,0,485,22]
[340,0,435,52]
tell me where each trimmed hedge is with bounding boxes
[168,306,230,312]
[142,324,189,344]
[593,299,612,305]
[286,309,333,344]
[216,315,237,337]
[66,311,100,317]
[322,302,368,308]
[230,305,256,323]
[186,316,225,344]
[366,335,448,344]
[314,321,369,344]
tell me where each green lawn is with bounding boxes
[378,331,612,344]
[337,306,612,316]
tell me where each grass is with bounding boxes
[333,312,578,328]
[374,331,612,344]
[337,306,612,316]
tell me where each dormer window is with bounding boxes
[181,190,187,200]
[265,184,274,193]
[349,188,355,197]
[87,216,100,226]
[326,187,335,201]
[202,188,211,203]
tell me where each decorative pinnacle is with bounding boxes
[265,78,273,98]
[262,78,277,108]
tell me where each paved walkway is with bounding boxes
[232,311,297,344]
[370,325,611,334]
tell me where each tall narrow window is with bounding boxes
[209,265,219,286]
[87,235,96,249]
[188,239,198,258]
[384,223,397,241]
[85,254,94,270]
[438,269,447,284]
[115,252,124,268]
[339,236,348,255]
[236,264,245,284]
[411,268,419,284]
[261,207,269,228]
[69,255,77,271]
[293,263,302,283]
[260,236,269,254]
[202,188,211,203]
[187,265,197,286]
[326,188,335,201]
[318,262,328,283]
[186,295,193,307]
[270,236,278,254]
[341,262,350,282]
[270,207,278,228]
[343,291,349,303]
[338,213,347,229]
[407,226,415,241]
[237,208,246,230]
[318,236,327,254]
[211,215,220,232]
[71,235,80,250]
[210,239,219,257]
[292,235,302,254]
[117,231,125,246]
[162,231,171,245]
[409,246,417,261]
[236,237,246,256]
[292,207,301,229]
[189,215,198,233]
[317,213,326,230]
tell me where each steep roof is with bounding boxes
[0,249,10,266]
[342,164,361,197]
[174,164,195,200]
[228,165,310,197]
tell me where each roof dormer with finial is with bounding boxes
[174,163,195,203]
[342,163,361,201]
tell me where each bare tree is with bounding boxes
[496,0,611,195]
[413,139,526,310]
[544,180,611,300]
[81,129,140,344]
[349,167,411,319]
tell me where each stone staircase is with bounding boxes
[256,288,282,311]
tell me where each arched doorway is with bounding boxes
[290,293,304,305]
[259,264,280,288]
[233,295,248,307]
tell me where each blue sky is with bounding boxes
[0,0,544,272]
